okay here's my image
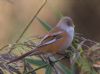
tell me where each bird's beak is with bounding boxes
[72,24,75,28]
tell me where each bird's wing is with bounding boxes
[38,31,63,47]
[24,31,63,47]
[7,31,64,64]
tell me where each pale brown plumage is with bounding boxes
[7,16,75,64]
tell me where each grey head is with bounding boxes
[57,16,75,32]
[57,16,75,28]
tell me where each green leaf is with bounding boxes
[45,65,53,74]
[71,63,78,74]
[37,17,52,31]
[59,63,72,74]
[91,69,97,74]
[51,8,63,19]
[77,56,93,74]
[25,58,45,66]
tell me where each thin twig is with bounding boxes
[0,0,47,52]
[15,0,47,43]
[0,45,8,51]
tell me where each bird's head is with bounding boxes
[58,16,75,28]
[57,16,75,32]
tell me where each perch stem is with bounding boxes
[25,56,65,74]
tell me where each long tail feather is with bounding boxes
[7,48,39,64]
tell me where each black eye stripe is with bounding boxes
[67,21,71,25]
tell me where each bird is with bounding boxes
[7,16,75,64]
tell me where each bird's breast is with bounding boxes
[61,28,74,49]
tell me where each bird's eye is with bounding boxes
[66,20,74,27]
[66,21,71,26]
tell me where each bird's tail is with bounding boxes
[7,48,39,64]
